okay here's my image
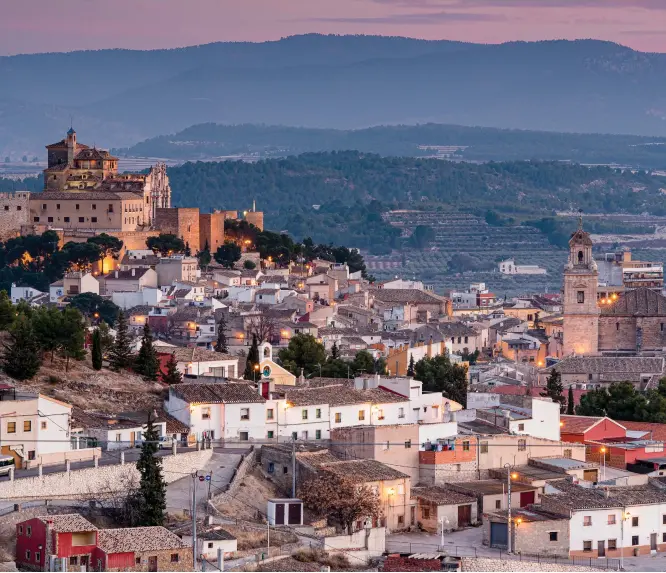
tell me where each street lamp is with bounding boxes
[621,511,631,570]
[438,517,450,550]
[254,363,260,382]
[504,463,516,553]
[600,447,606,482]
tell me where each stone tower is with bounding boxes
[563,217,599,355]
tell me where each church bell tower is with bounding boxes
[563,217,599,355]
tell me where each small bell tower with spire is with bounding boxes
[563,214,599,355]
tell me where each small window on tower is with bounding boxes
[577,291,585,304]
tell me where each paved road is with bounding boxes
[166,451,241,514]
[1,447,200,481]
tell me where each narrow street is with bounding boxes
[166,451,241,513]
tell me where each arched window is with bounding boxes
[264,346,270,358]
[577,251,584,264]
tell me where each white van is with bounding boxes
[0,455,15,476]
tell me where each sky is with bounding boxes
[1,0,666,56]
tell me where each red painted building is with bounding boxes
[16,514,192,572]
[560,415,666,469]
[16,514,98,571]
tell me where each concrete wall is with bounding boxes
[482,515,569,557]
[0,449,212,500]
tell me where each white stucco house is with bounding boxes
[165,382,266,443]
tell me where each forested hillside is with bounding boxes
[118,123,666,169]
[166,152,666,248]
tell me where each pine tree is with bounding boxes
[135,323,159,380]
[567,386,575,415]
[135,414,167,526]
[2,315,42,381]
[184,242,192,257]
[244,335,260,380]
[108,311,133,371]
[407,354,415,377]
[162,354,183,385]
[59,307,86,372]
[215,314,229,354]
[92,328,103,370]
[541,369,566,411]
[331,341,339,360]
[161,353,183,385]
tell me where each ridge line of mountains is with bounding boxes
[2,34,666,157]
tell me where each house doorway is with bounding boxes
[598,541,605,557]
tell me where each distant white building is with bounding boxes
[499,259,547,275]
[10,284,45,304]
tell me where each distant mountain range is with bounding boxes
[2,34,666,157]
[116,123,666,169]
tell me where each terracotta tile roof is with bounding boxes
[198,526,236,541]
[621,421,666,442]
[97,526,188,554]
[318,459,409,483]
[601,287,666,316]
[36,514,97,532]
[45,164,70,172]
[283,384,407,407]
[127,305,153,317]
[554,356,664,375]
[411,486,477,506]
[36,191,121,200]
[449,480,536,496]
[371,289,446,304]
[558,415,606,434]
[542,481,666,510]
[171,383,265,404]
[74,148,117,161]
[163,346,236,363]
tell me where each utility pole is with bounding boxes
[192,470,199,571]
[504,463,515,554]
[291,438,296,498]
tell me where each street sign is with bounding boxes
[205,475,211,481]
[199,476,205,482]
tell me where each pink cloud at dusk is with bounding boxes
[1,0,665,56]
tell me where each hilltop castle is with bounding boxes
[0,129,264,258]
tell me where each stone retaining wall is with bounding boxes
[461,558,597,572]
[209,447,257,509]
[0,450,212,500]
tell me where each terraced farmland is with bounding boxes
[365,209,566,297]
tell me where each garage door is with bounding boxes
[519,491,535,507]
[490,522,508,548]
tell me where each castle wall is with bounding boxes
[599,316,666,352]
[0,192,30,241]
[154,207,200,252]
[245,211,264,231]
[199,213,225,253]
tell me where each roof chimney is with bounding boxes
[131,268,136,277]
[114,270,118,279]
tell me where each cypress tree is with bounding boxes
[135,414,167,526]
[215,314,229,354]
[407,354,415,377]
[162,353,183,385]
[567,386,575,415]
[59,307,86,372]
[331,341,339,360]
[92,328,103,371]
[135,323,159,380]
[2,315,42,380]
[541,369,566,412]
[108,311,133,371]
[244,335,260,380]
